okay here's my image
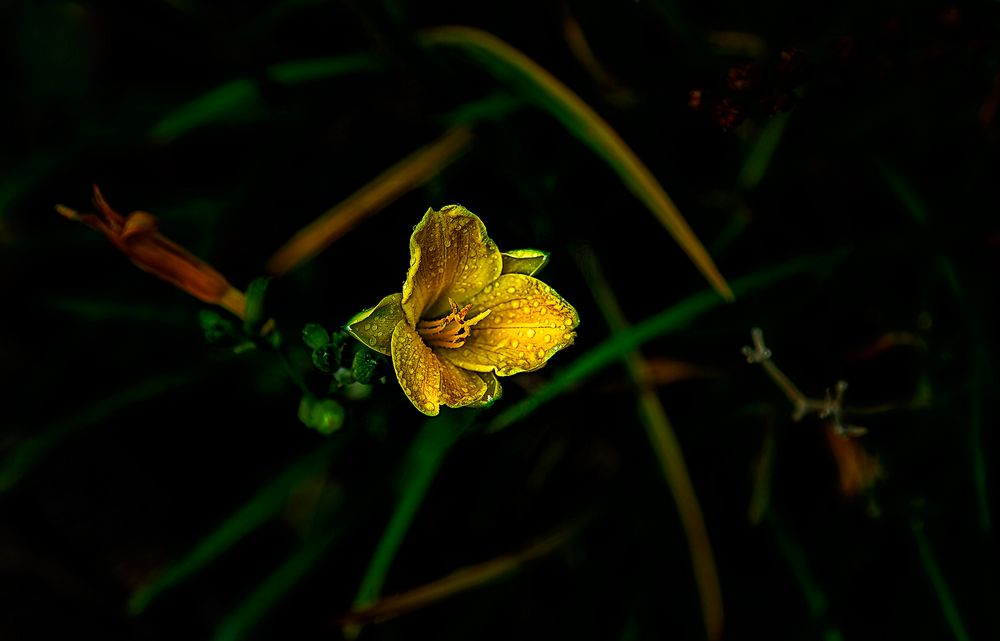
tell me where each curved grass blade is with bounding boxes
[129,440,339,614]
[488,248,850,433]
[150,79,262,143]
[265,125,474,275]
[738,112,789,190]
[266,54,380,85]
[420,25,733,301]
[576,247,722,641]
[339,523,576,626]
[0,368,207,494]
[767,512,845,641]
[346,411,476,638]
[150,54,379,143]
[212,519,347,641]
[912,522,973,641]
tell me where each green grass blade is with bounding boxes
[347,411,476,635]
[738,112,789,190]
[129,440,339,614]
[150,79,262,142]
[576,247,723,640]
[488,248,849,432]
[912,523,973,641]
[210,524,343,641]
[420,25,733,301]
[266,54,380,84]
[767,512,844,641]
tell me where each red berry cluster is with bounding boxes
[689,48,807,131]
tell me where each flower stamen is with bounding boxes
[416,298,491,349]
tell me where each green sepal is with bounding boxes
[344,292,404,355]
[243,277,270,333]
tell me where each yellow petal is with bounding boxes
[345,293,404,355]
[501,249,549,276]
[439,273,579,376]
[401,205,503,326]
[438,358,488,408]
[391,320,442,416]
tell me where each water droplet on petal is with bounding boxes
[526,329,536,338]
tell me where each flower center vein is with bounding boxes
[416,298,491,349]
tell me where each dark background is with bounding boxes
[2,1,998,640]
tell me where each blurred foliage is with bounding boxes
[2,1,999,640]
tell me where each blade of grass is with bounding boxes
[912,522,973,641]
[339,522,577,626]
[738,112,789,190]
[575,247,722,641]
[420,25,733,301]
[150,79,262,143]
[877,160,992,533]
[151,54,378,142]
[346,411,476,638]
[211,493,346,641]
[488,248,850,432]
[767,512,844,641]
[129,440,340,614]
[266,54,380,84]
[265,125,474,275]
[0,367,208,494]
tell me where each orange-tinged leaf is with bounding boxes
[421,26,733,301]
[266,126,473,276]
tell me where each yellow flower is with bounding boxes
[346,205,579,416]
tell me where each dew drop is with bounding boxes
[511,340,519,348]
[511,300,520,308]
[506,286,516,294]
[424,401,435,411]
[564,318,574,326]
[536,349,545,359]
[543,334,552,343]
[563,332,574,341]
[526,329,536,338]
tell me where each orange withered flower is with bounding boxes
[57,186,245,319]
